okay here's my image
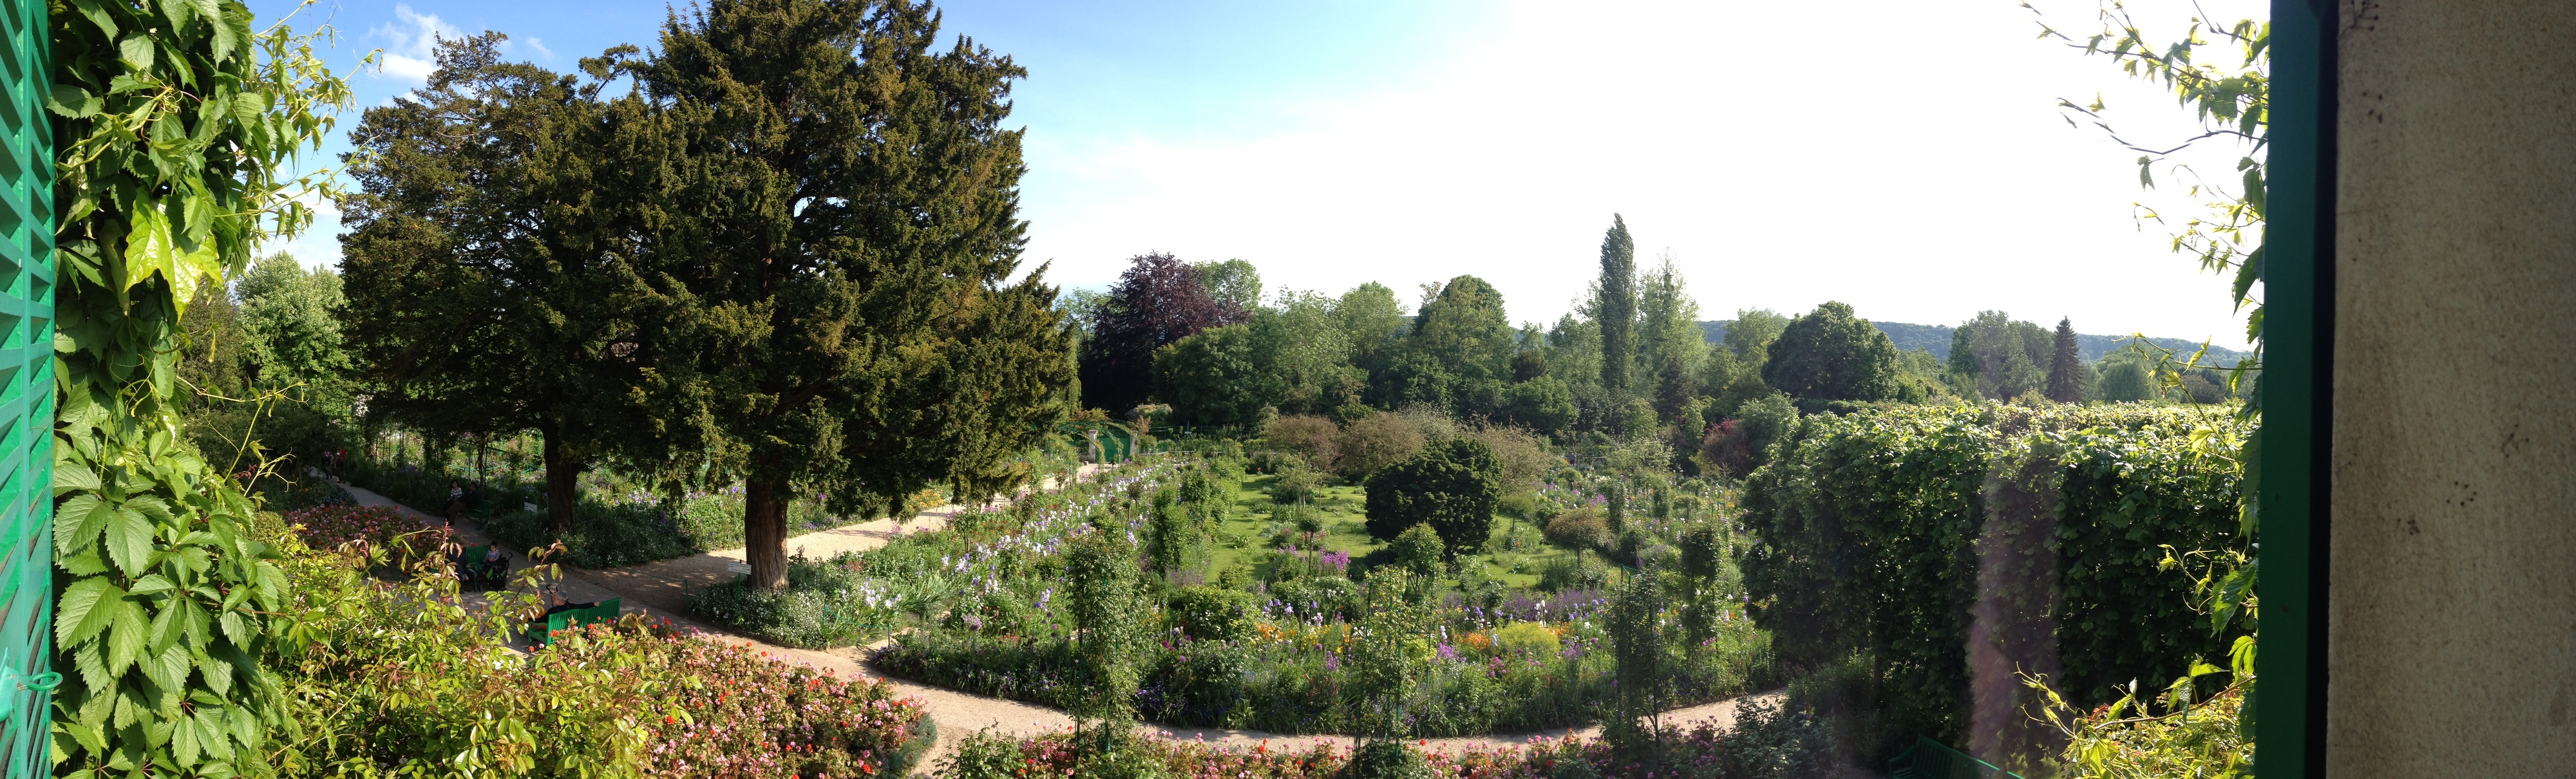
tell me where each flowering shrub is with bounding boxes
[270,539,933,777]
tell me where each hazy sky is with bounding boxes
[255,0,2266,347]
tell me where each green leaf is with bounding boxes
[55,493,110,554]
[117,33,156,71]
[55,577,124,646]
[107,598,149,679]
[55,463,102,495]
[60,552,109,576]
[122,205,223,315]
[48,84,104,118]
[106,505,154,577]
[171,713,201,767]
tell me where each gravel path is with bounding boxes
[336,474,1781,773]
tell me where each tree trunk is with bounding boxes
[543,433,581,536]
[745,478,790,590]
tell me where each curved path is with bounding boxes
[337,476,1780,773]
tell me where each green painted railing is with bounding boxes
[0,0,55,771]
[1888,737,2029,779]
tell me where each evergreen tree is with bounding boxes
[1363,436,1503,550]
[341,34,677,532]
[1593,216,1638,397]
[638,0,1074,588]
[2046,317,2086,403]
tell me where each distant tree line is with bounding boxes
[1075,216,2247,477]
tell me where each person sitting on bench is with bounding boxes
[471,545,507,581]
[538,591,595,618]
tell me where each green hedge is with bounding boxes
[1739,402,2249,754]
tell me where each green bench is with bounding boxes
[528,597,622,646]
[453,545,509,587]
[1887,737,2026,779]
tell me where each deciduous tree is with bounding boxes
[1763,301,1899,402]
[1081,252,1242,413]
[1363,436,1502,550]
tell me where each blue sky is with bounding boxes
[254,0,2265,347]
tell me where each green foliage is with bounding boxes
[1336,411,1426,478]
[1504,377,1578,435]
[1193,259,1264,312]
[1405,276,1516,386]
[1155,324,1282,428]
[2047,317,2087,402]
[688,551,904,648]
[1593,216,1638,394]
[1168,587,1260,642]
[271,543,931,777]
[47,0,354,773]
[1761,301,1899,402]
[339,33,678,534]
[1536,553,1611,593]
[635,0,1076,587]
[2094,358,2157,402]
[2032,657,2250,778]
[1343,740,1430,779]
[1363,438,1502,550]
[1602,573,1669,750]
[1386,523,1446,577]
[1066,521,1147,724]
[1263,415,1343,472]
[1739,403,2251,747]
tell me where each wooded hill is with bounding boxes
[1698,319,2251,366]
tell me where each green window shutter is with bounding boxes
[0,0,56,770]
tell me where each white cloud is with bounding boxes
[1013,0,2269,346]
[370,5,461,83]
[503,35,554,61]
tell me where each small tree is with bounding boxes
[1363,437,1503,550]
[1604,572,1672,753]
[1065,523,1156,778]
[2047,317,2087,403]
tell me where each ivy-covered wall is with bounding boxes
[1739,403,2249,755]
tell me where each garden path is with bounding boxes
[336,475,1784,773]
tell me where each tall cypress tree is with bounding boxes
[1595,215,1638,397]
[2046,317,2086,403]
[640,0,1074,589]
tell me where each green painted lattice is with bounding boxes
[0,0,55,771]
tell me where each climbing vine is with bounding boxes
[46,0,349,774]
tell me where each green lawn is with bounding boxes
[1209,473,1573,592]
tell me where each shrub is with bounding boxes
[1265,415,1343,471]
[1492,621,1561,655]
[1465,424,1554,489]
[1336,412,1425,478]
[690,552,910,648]
[1363,437,1502,550]
[1267,577,1363,623]
[1387,523,1447,575]
[1345,740,1430,779]
[1170,587,1260,642]
[1537,554,1611,593]
[1542,507,1609,550]
[1270,466,1328,505]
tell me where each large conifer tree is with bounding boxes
[2046,317,2086,403]
[1594,216,1638,398]
[639,0,1073,589]
[341,35,679,532]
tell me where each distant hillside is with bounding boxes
[1697,320,2249,366]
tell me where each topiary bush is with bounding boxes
[1169,587,1260,642]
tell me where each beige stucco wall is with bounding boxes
[2329,0,2576,773]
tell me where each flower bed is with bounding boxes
[937,697,1832,779]
[272,540,934,777]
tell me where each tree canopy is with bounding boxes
[1762,301,1899,402]
[341,33,679,530]
[1081,252,1243,413]
[633,0,1074,588]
